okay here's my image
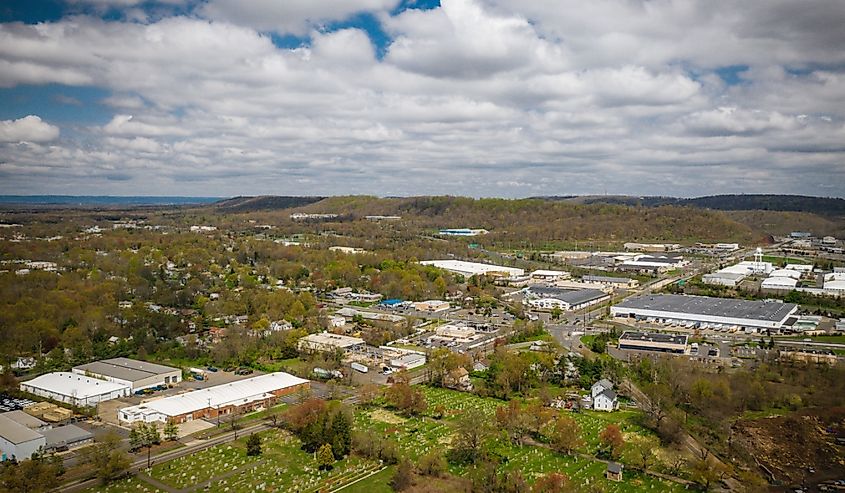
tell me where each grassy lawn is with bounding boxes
[138,429,381,493]
[338,465,394,493]
[83,477,165,493]
[783,335,845,344]
[357,387,688,491]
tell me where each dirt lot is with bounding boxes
[733,407,845,490]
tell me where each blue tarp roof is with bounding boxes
[381,299,403,305]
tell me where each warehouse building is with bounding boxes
[119,372,310,424]
[73,357,181,392]
[21,372,131,407]
[761,276,799,291]
[523,287,610,311]
[420,260,524,278]
[0,414,45,461]
[582,275,639,289]
[611,294,798,331]
[618,331,689,354]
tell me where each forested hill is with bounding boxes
[213,195,325,212]
[534,194,845,217]
[249,195,756,243]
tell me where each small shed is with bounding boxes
[606,462,623,482]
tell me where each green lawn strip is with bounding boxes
[336,465,395,493]
[782,335,845,344]
[204,430,381,493]
[82,476,165,493]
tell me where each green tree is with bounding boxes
[82,432,131,484]
[246,433,262,456]
[0,451,63,493]
[163,420,179,441]
[391,458,414,491]
[316,443,334,470]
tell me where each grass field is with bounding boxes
[357,387,688,492]
[85,387,688,493]
[784,335,845,344]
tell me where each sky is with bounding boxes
[0,0,844,198]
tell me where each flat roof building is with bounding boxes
[119,372,309,424]
[42,424,93,451]
[420,260,524,278]
[582,275,639,289]
[612,294,798,331]
[21,372,131,407]
[73,358,181,391]
[524,287,610,311]
[0,414,45,461]
[618,331,689,354]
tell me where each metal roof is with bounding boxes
[42,424,93,447]
[1,410,46,429]
[0,415,44,444]
[73,358,179,383]
[125,372,308,417]
[583,275,633,284]
[615,295,797,323]
[528,287,608,305]
[620,331,688,345]
[22,372,129,399]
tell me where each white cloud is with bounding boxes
[199,0,400,36]
[0,1,843,197]
[0,115,60,143]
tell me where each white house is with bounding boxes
[590,379,619,412]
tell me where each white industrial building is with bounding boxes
[412,300,450,312]
[0,414,45,461]
[582,275,639,289]
[420,260,524,278]
[73,358,181,392]
[529,270,571,282]
[297,332,365,353]
[618,331,689,354]
[21,372,131,407]
[702,271,747,287]
[119,372,309,424]
[390,352,426,370]
[523,287,609,311]
[618,254,688,273]
[761,276,799,291]
[770,269,801,280]
[612,295,798,331]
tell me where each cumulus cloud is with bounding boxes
[200,0,400,36]
[0,115,60,143]
[0,0,843,196]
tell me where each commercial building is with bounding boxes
[389,352,426,370]
[761,276,799,291]
[412,300,450,313]
[420,260,524,278]
[529,270,571,282]
[623,243,680,252]
[611,294,798,331]
[779,348,838,365]
[21,372,131,407]
[297,332,365,353]
[582,275,639,289]
[119,372,309,424]
[335,307,405,324]
[618,254,687,274]
[41,424,93,451]
[73,358,181,392]
[702,271,747,287]
[523,287,609,311]
[0,414,45,461]
[618,331,689,354]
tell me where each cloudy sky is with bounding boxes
[1,0,844,198]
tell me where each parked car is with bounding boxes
[206,366,219,372]
[235,368,253,375]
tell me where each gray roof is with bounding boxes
[583,275,633,284]
[0,415,44,444]
[620,331,688,345]
[593,378,614,391]
[614,294,797,323]
[599,389,617,401]
[2,410,46,429]
[607,462,623,474]
[528,287,609,305]
[42,424,93,447]
[73,357,179,383]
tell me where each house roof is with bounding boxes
[607,462,623,474]
[593,378,613,391]
[598,389,617,401]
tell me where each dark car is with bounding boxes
[235,368,253,376]
[206,366,219,372]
